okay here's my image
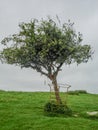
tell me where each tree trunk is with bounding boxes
[51,75,62,104]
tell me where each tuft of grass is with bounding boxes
[0,91,98,130]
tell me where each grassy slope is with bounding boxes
[0,91,98,130]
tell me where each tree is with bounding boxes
[0,17,93,104]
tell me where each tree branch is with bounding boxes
[54,62,63,76]
[30,64,48,77]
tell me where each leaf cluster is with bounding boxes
[0,17,93,77]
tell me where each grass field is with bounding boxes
[0,90,98,130]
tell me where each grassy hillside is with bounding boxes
[0,90,98,130]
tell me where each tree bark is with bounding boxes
[50,75,62,104]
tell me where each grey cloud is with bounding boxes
[0,0,98,93]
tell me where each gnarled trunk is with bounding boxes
[50,75,62,104]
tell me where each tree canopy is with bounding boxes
[0,17,93,80]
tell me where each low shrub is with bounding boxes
[67,91,79,95]
[67,90,88,95]
[0,90,5,92]
[75,90,88,94]
[44,101,72,117]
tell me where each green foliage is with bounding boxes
[68,90,79,95]
[0,17,93,78]
[44,101,72,117]
[75,90,88,94]
[68,90,88,95]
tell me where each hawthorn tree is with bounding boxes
[0,17,93,104]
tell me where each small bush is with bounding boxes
[75,90,88,94]
[0,90,5,92]
[67,90,88,95]
[67,91,79,95]
[44,101,72,117]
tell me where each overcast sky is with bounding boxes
[0,0,98,93]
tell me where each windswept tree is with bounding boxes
[0,17,93,104]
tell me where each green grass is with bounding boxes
[0,90,98,130]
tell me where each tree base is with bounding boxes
[44,101,72,117]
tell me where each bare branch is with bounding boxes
[54,62,63,76]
